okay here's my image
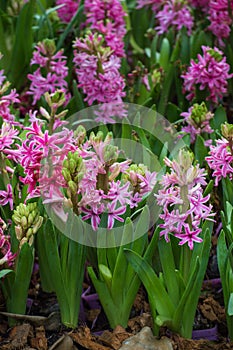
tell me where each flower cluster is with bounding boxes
[27,39,70,105]
[180,102,214,143]
[181,46,233,103]
[60,130,157,231]
[56,0,80,23]
[155,0,193,36]
[0,218,16,266]
[84,0,126,57]
[73,33,126,122]
[12,202,43,247]
[208,0,233,46]
[0,55,20,125]
[155,150,214,249]
[17,92,74,198]
[206,123,233,186]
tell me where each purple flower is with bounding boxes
[155,150,214,249]
[73,33,125,122]
[175,224,202,250]
[56,0,80,23]
[84,0,126,57]
[27,40,70,105]
[155,0,193,36]
[0,184,13,210]
[206,138,233,185]
[107,202,126,229]
[207,0,233,46]
[181,46,233,103]
[180,102,214,143]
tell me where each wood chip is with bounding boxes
[30,326,47,350]
[70,326,111,350]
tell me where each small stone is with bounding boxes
[119,327,173,350]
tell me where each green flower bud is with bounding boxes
[32,216,43,234]
[178,149,194,171]
[69,159,76,174]
[74,125,86,145]
[43,38,56,56]
[62,168,71,182]
[26,227,33,238]
[103,144,118,165]
[68,180,78,195]
[20,216,28,229]
[221,122,233,140]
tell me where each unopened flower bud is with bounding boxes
[62,168,71,182]
[43,38,56,57]
[103,145,118,165]
[68,180,78,195]
[20,216,28,229]
[221,122,233,140]
[74,125,86,145]
[40,107,50,120]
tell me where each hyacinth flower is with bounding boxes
[206,122,233,188]
[38,122,157,328]
[73,32,126,123]
[208,0,233,46]
[0,54,20,125]
[84,0,126,57]
[181,46,233,104]
[27,39,70,105]
[125,149,214,338]
[155,0,193,36]
[180,102,214,144]
[1,203,43,325]
[56,0,80,23]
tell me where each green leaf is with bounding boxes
[0,269,13,279]
[228,293,233,316]
[124,249,175,317]
[7,1,35,89]
[213,105,227,130]
[7,243,34,321]
[194,134,208,166]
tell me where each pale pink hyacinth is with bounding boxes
[206,138,233,186]
[155,150,214,250]
[73,33,126,122]
[155,0,194,35]
[0,218,16,266]
[84,0,126,57]
[181,46,233,104]
[56,0,80,23]
[208,0,233,46]
[27,40,70,105]
[180,102,214,143]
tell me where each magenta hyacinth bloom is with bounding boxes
[181,46,233,104]
[0,219,16,266]
[208,0,233,46]
[56,0,80,23]
[0,55,20,125]
[27,41,70,105]
[84,0,126,57]
[73,33,126,122]
[155,150,214,249]
[0,184,13,211]
[206,138,233,186]
[155,0,193,35]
